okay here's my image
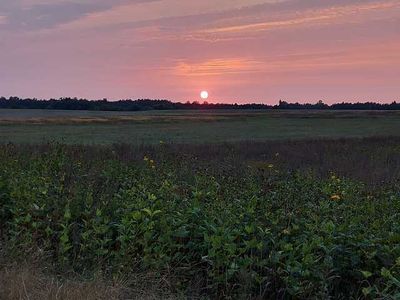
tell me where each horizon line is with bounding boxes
[2,96,400,106]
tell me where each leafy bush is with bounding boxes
[1,142,399,298]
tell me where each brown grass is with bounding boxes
[0,114,228,125]
[0,259,178,300]
[2,109,400,125]
[0,264,121,300]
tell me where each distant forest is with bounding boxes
[1,97,400,111]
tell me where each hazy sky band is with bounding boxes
[0,0,399,103]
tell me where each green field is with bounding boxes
[1,139,400,299]
[2,109,400,299]
[2,109,400,144]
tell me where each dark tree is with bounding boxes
[0,97,399,111]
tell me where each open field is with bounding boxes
[1,110,400,298]
[2,109,400,144]
[1,138,400,299]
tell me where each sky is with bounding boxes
[0,0,399,103]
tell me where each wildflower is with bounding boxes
[331,175,336,180]
[159,140,165,144]
[151,165,155,169]
[275,153,280,157]
[143,156,149,161]
[283,229,290,235]
[268,164,274,169]
[331,194,341,201]
[150,159,154,164]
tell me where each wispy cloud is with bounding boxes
[0,16,7,25]
[55,0,284,31]
[265,43,400,72]
[199,1,400,34]
[0,2,105,30]
[173,40,400,78]
[0,0,150,30]
[174,58,264,77]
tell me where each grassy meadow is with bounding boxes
[1,109,400,299]
[2,109,400,144]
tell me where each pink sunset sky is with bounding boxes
[0,0,399,103]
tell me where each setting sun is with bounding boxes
[200,91,209,100]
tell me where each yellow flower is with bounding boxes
[331,175,336,180]
[150,159,154,164]
[143,156,149,161]
[151,165,155,169]
[331,194,341,201]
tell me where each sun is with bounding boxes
[200,90,209,100]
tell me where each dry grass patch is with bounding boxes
[0,263,123,300]
[0,261,178,300]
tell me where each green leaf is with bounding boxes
[152,210,162,216]
[381,267,391,278]
[362,287,372,296]
[361,270,373,278]
[245,225,254,234]
[142,208,153,216]
[132,211,142,220]
[64,207,71,220]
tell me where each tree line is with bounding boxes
[1,97,400,111]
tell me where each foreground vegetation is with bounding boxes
[1,138,400,299]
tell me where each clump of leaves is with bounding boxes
[0,143,400,298]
